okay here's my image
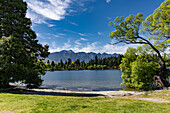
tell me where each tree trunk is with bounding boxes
[153,68,170,88]
[137,36,170,88]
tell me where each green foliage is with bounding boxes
[51,61,55,67]
[109,13,144,43]
[109,0,170,89]
[0,0,49,88]
[108,0,169,60]
[143,0,170,40]
[95,55,98,65]
[130,57,159,90]
[120,48,159,90]
[120,48,137,86]
[142,0,170,54]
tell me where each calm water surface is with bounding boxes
[41,70,122,91]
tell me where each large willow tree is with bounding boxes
[109,0,170,88]
[0,0,49,88]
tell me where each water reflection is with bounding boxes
[41,70,122,91]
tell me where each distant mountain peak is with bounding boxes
[49,50,120,62]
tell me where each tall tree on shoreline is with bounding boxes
[109,0,170,88]
[0,0,49,88]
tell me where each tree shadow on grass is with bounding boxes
[0,86,105,97]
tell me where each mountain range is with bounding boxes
[47,50,120,63]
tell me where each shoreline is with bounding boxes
[47,68,120,72]
[6,84,170,97]
[8,84,145,97]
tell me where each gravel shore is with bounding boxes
[9,84,170,97]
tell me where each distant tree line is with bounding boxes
[45,55,123,71]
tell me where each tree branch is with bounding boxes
[137,36,166,68]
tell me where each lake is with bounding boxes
[41,70,123,91]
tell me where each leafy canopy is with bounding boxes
[120,48,159,90]
[0,0,49,88]
[109,0,170,89]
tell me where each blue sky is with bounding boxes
[24,0,164,54]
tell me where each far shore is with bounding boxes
[47,68,120,72]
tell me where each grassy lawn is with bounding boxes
[0,91,169,113]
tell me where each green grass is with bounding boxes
[0,91,170,113]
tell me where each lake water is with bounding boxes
[41,70,123,91]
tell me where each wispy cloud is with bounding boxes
[106,0,111,4]
[26,9,47,24]
[25,0,95,24]
[80,38,88,41]
[69,22,79,26]
[49,39,71,52]
[74,40,82,45]
[48,24,56,27]
[48,39,139,54]
[26,0,71,21]
[78,33,87,36]
[58,33,66,36]
[98,32,103,35]
[37,32,66,39]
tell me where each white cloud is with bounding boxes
[36,33,40,37]
[69,22,78,26]
[58,33,66,36]
[98,32,103,35]
[102,44,128,54]
[25,0,71,24]
[25,0,95,24]
[37,33,66,39]
[106,0,111,3]
[26,9,47,24]
[48,24,55,27]
[49,41,170,54]
[80,38,88,41]
[49,39,71,52]
[54,35,59,38]
[26,0,71,20]
[74,40,82,45]
[78,33,87,36]
[68,9,77,13]
[48,39,139,54]
[79,42,99,53]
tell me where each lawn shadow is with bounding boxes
[0,86,105,97]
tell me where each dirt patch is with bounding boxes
[137,98,170,103]
[0,110,15,113]
[25,88,145,97]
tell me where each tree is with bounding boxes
[67,58,72,66]
[75,59,80,67]
[120,48,137,86]
[95,55,98,65]
[130,57,159,90]
[60,59,63,68]
[51,61,55,67]
[0,0,49,88]
[109,0,170,88]
[80,61,86,69]
[47,60,50,64]
[120,48,159,90]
